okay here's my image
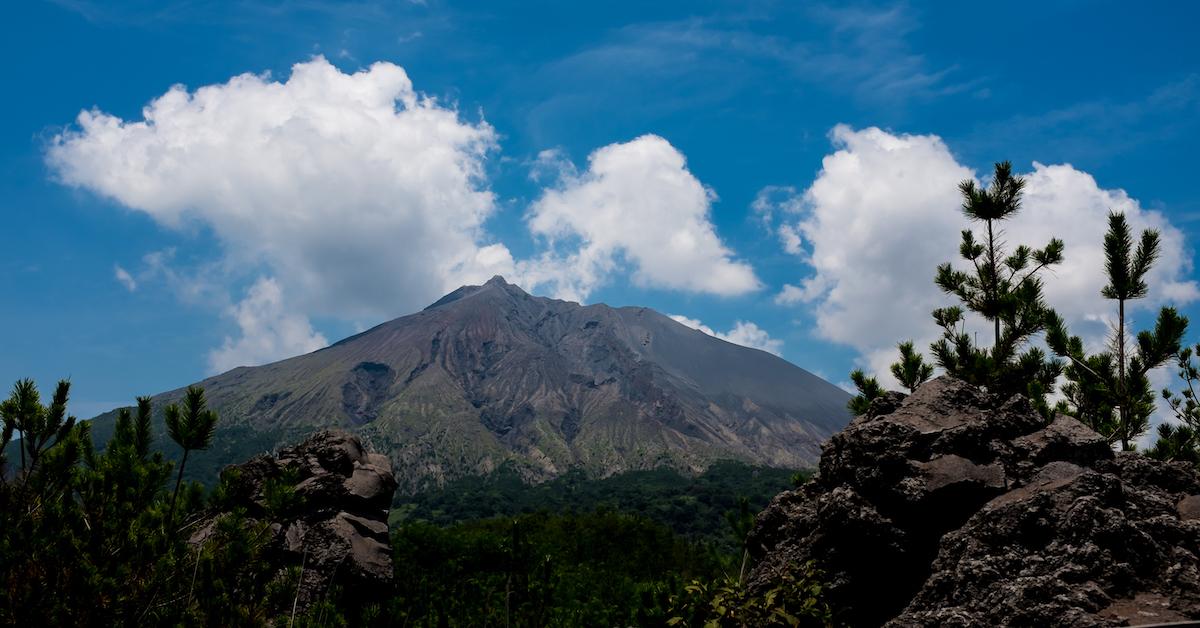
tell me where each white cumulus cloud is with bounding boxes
[668,314,783,355]
[772,124,1198,387]
[208,277,328,374]
[47,56,516,368]
[526,135,761,301]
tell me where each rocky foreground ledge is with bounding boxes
[191,430,398,613]
[747,377,1200,627]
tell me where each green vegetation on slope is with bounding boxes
[382,460,823,625]
[389,510,830,627]
[392,511,719,626]
[391,461,803,551]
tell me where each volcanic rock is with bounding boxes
[746,376,1200,627]
[190,430,398,613]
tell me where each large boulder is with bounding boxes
[746,377,1200,627]
[190,430,398,613]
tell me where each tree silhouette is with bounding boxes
[847,369,884,415]
[1147,422,1200,464]
[931,161,1065,411]
[1,378,76,477]
[164,386,219,524]
[891,341,934,393]
[1048,212,1188,449]
[1150,343,1200,462]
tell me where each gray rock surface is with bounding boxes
[190,430,398,613]
[746,376,1200,627]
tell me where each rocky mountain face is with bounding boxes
[106,276,850,492]
[747,377,1200,627]
[191,431,398,613]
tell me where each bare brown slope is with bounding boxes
[96,276,851,492]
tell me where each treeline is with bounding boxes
[392,461,802,552]
[0,383,299,625]
[0,379,829,626]
[390,511,830,627]
[393,511,717,626]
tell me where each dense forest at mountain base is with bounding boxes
[391,460,803,552]
[384,462,819,625]
[390,511,832,627]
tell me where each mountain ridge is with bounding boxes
[90,277,852,493]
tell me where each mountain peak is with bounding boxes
[479,275,528,297]
[424,276,527,310]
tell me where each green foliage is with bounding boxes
[1,378,77,477]
[262,465,302,517]
[931,161,1065,412]
[165,385,220,522]
[0,378,291,626]
[173,509,285,626]
[164,386,220,454]
[1101,210,1160,302]
[847,341,934,415]
[667,562,831,627]
[1147,422,1200,464]
[1163,345,1200,427]
[891,341,934,393]
[393,460,799,552]
[1050,307,1187,448]
[386,466,815,626]
[790,472,806,488]
[847,369,883,415]
[1151,344,1200,463]
[390,511,726,626]
[1048,213,1188,449]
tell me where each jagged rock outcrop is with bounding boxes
[746,377,1200,627]
[190,430,398,613]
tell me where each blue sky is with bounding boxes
[3,0,1200,419]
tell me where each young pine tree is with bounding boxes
[0,378,77,477]
[0,379,92,625]
[72,396,175,624]
[847,370,884,415]
[1048,212,1188,449]
[0,379,294,625]
[1148,423,1200,465]
[1152,343,1200,463]
[931,161,1065,411]
[847,341,935,414]
[892,341,935,393]
[164,386,219,524]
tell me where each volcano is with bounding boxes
[93,276,852,492]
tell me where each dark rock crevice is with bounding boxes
[341,361,394,425]
[403,331,442,384]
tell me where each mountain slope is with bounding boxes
[94,277,851,492]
